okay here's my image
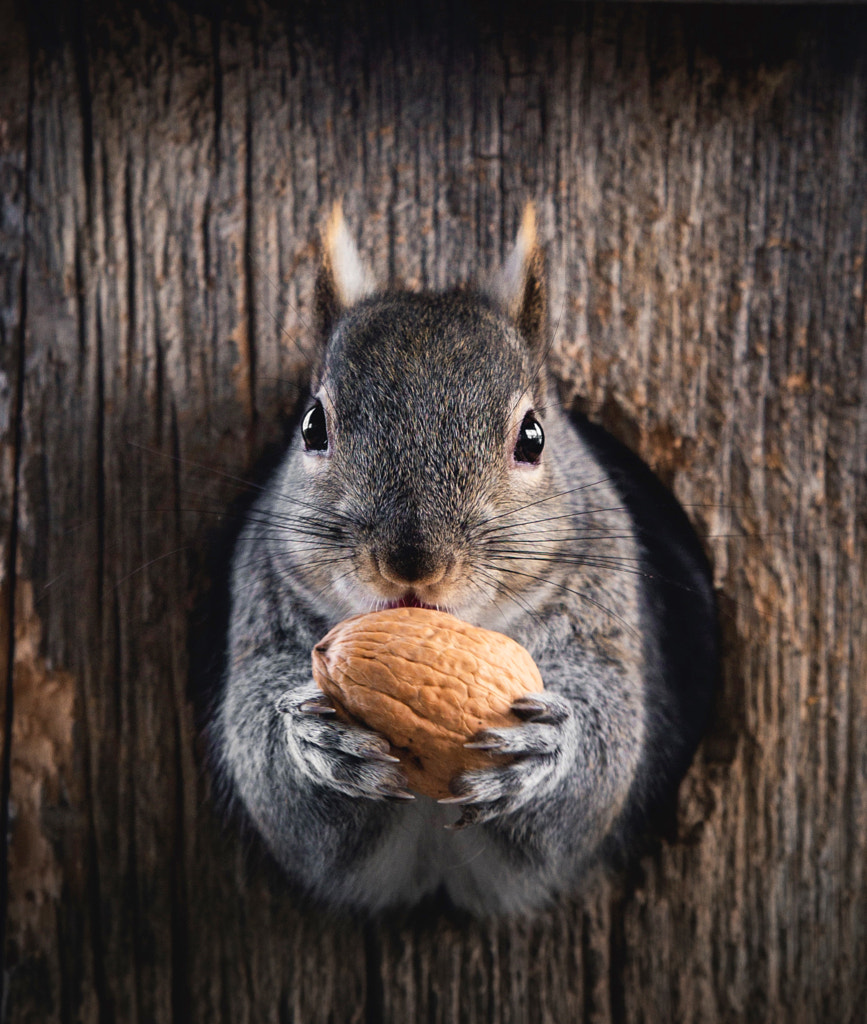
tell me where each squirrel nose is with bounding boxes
[377,543,448,587]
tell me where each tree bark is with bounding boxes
[1,1,866,1021]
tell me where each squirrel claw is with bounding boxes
[437,793,473,806]
[510,696,549,717]
[384,788,416,802]
[510,694,568,725]
[462,737,502,752]
[297,697,337,716]
[365,749,401,764]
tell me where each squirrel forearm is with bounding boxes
[217,654,402,897]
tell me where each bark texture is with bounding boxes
[1,1,866,1021]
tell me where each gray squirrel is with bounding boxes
[212,205,717,917]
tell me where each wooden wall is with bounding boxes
[1,1,865,1020]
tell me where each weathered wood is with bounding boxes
[0,0,30,1014]
[2,1,866,1021]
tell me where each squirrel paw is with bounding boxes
[440,692,573,828]
[277,683,414,802]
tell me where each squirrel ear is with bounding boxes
[492,203,548,352]
[314,202,376,338]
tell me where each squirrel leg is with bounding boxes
[278,681,415,801]
[439,692,576,827]
[441,665,642,836]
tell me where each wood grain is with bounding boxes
[2,1,866,1020]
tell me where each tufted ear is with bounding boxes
[314,202,376,340]
[492,203,548,353]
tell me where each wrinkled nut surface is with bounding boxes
[311,606,544,799]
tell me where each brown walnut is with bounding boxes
[311,606,544,799]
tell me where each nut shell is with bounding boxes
[311,607,544,799]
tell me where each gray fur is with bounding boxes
[212,220,702,917]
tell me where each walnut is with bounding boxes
[312,606,544,799]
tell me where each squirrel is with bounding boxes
[211,204,718,917]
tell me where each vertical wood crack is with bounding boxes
[362,920,385,1024]
[72,0,94,226]
[0,24,33,1020]
[244,84,258,441]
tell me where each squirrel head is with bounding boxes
[313,201,549,376]
[286,204,561,622]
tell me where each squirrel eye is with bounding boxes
[514,411,544,464]
[301,401,328,452]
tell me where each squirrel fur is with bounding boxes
[212,204,717,916]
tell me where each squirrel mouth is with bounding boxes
[385,592,439,611]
